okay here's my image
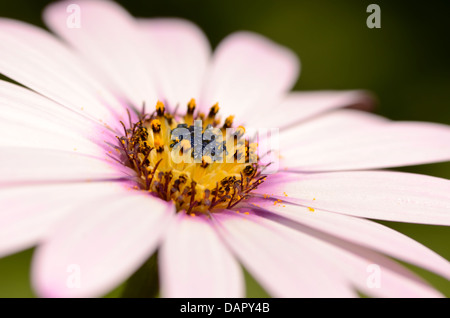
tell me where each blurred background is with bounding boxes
[0,0,449,297]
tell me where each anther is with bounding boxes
[208,103,220,117]
[154,138,164,152]
[151,119,162,133]
[243,165,255,176]
[184,98,196,125]
[235,126,245,138]
[187,98,196,114]
[222,115,235,129]
[205,103,220,128]
[156,101,165,117]
[201,155,212,168]
[180,139,191,151]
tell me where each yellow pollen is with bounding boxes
[154,138,164,152]
[180,139,191,151]
[184,99,196,125]
[187,98,196,113]
[151,119,162,132]
[201,155,212,168]
[209,103,220,117]
[223,115,235,129]
[156,101,165,116]
[236,126,245,135]
[308,207,315,212]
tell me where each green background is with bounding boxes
[0,0,449,297]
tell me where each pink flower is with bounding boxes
[1,0,449,298]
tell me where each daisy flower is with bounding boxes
[1,0,450,298]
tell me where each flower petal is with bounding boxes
[0,148,132,185]
[212,211,356,297]
[344,247,443,298]
[255,171,450,225]
[200,32,299,118]
[0,182,132,258]
[0,18,126,127]
[278,108,387,152]
[44,0,159,110]
[281,118,450,171]
[0,81,115,155]
[32,191,175,297]
[159,213,244,297]
[242,210,443,297]
[242,198,450,280]
[247,90,375,129]
[138,18,211,109]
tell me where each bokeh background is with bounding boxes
[0,0,449,297]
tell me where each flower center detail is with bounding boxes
[116,99,266,214]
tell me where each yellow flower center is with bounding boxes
[116,99,266,214]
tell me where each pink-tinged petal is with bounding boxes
[159,213,244,298]
[0,80,117,150]
[278,109,387,152]
[281,120,450,171]
[324,232,444,297]
[243,199,450,280]
[247,90,375,129]
[243,209,442,297]
[32,191,175,298]
[200,32,299,118]
[255,171,450,225]
[212,211,356,297]
[0,182,132,258]
[0,148,132,185]
[343,248,443,298]
[0,19,126,128]
[0,81,115,156]
[138,19,211,108]
[0,119,103,156]
[44,0,159,111]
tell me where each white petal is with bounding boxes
[159,213,244,297]
[242,199,450,280]
[200,32,299,118]
[212,211,356,297]
[0,81,116,155]
[281,119,450,171]
[247,90,374,129]
[254,171,450,225]
[0,18,126,127]
[0,147,132,185]
[138,18,211,109]
[0,182,132,258]
[240,210,443,297]
[44,0,159,110]
[32,191,175,297]
[278,108,387,153]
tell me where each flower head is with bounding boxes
[0,0,450,298]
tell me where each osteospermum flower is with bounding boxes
[1,0,450,298]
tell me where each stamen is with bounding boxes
[184,98,196,125]
[205,103,220,127]
[156,101,165,117]
[222,115,235,129]
[201,155,212,168]
[150,119,162,133]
